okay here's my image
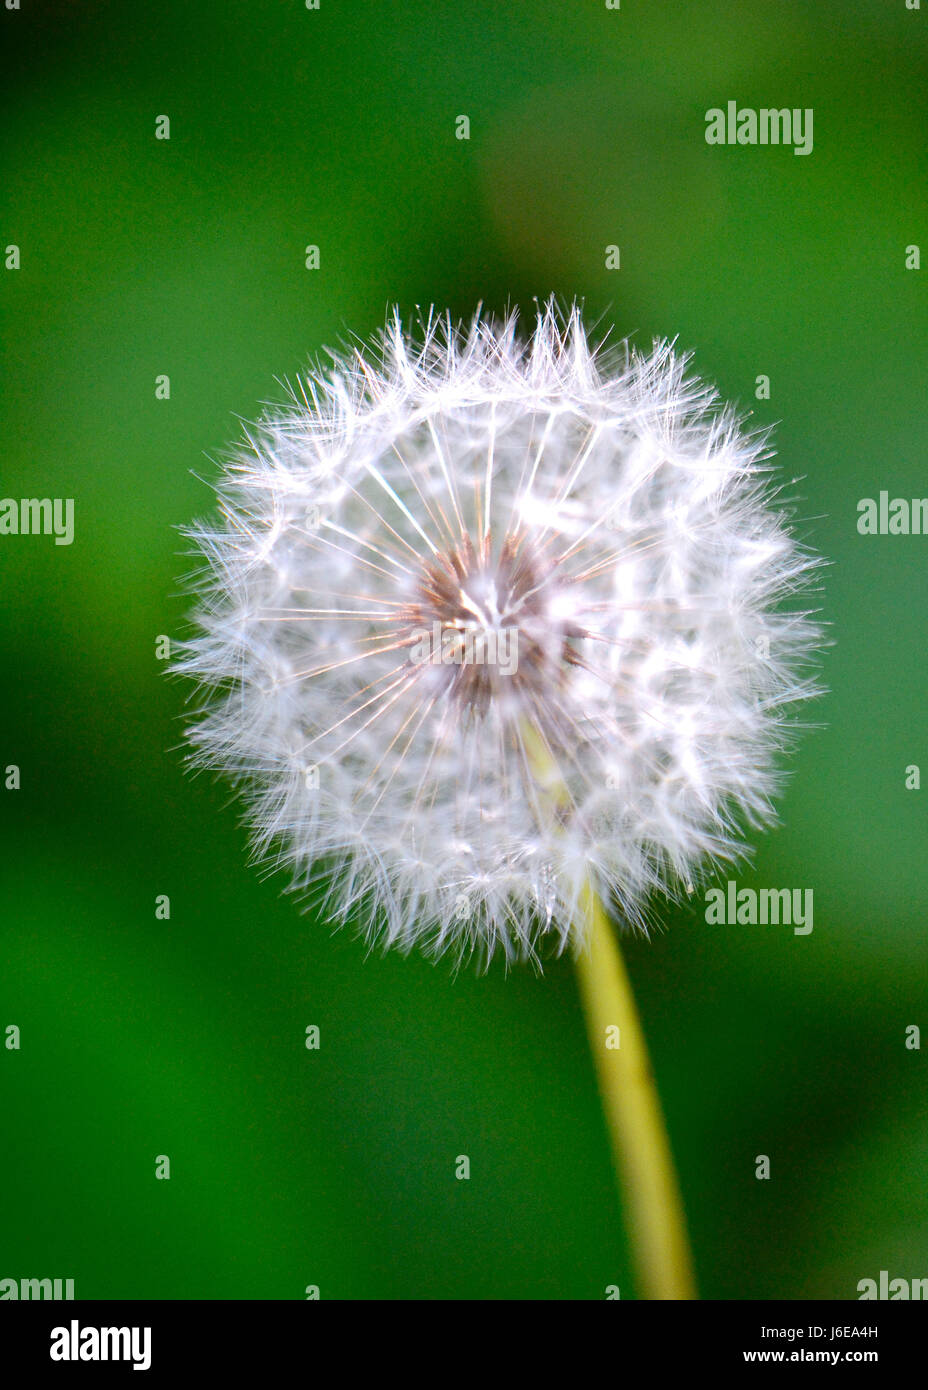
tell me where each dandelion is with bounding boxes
[176,300,823,1298]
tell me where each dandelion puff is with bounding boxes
[175,299,824,967]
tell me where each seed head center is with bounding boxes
[403,532,575,716]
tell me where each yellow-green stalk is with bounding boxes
[521,720,696,1300]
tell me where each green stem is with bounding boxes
[574,881,696,1299]
[520,720,696,1299]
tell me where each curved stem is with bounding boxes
[519,719,696,1299]
[574,881,696,1300]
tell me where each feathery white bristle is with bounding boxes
[176,300,823,965]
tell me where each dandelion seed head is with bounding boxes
[176,300,823,965]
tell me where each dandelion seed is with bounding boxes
[176,300,823,966]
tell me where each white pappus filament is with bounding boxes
[176,300,823,965]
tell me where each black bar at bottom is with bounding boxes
[0,1298,918,1376]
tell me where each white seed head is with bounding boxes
[176,300,823,965]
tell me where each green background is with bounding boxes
[2,0,926,1299]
